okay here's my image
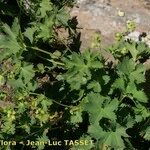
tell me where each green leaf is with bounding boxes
[143,126,150,141]
[136,42,150,55]
[126,81,136,94]
[89,123,128,149]
[88,123,105,140]
[132,90,148,103]
[41,98,52,111]
[63,51,103,90]
[84,93,118,124]
[117,57,135,76]
[102,75,110,85]
[37,18,54,41]
[56,8,70,26]
[0,20,23,61]
[70,111,83,124]
[20,63,35,85]
[112,77,125,91]
[126,82,148,103]
[8,78,25,89]
[1,122,15,134]
[17,102,28,114]
[126,41,138,61]
[130,64,145,83]
[24,27,37,43]
[87,81,101,92]
[102,126,128,149]
[102,99,119,121]
[134,103,150,122]
[39,0,53,18]
[11,18,20,37]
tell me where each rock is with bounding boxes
[71,0,150,49]
[125,31,141,42]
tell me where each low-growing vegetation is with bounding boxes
[0,0,150,150]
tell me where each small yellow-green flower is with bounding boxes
[117,9,125,17]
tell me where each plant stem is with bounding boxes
[28,46,65,66]
[29,92,70,108]
[27,46,52,55]
[36,54,64,66]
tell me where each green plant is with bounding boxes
[0,0,75,150]
[0,1,150,150]
[59,36,150,149]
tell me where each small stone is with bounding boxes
[125,31,141,42]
